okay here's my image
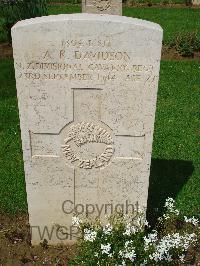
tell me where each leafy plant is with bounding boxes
[169,32,200,57]
[0,0,48,42]
[69,198,200,265]
[146,0,153,7]
[161,0,173,5]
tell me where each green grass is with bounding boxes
[148,60,200,222]
[47,0,185,4]
[123,7,200,43]
[48,4,81,14]
[0,60,26,213]
[47,5,200,43]
[0,19,7,43]
[1,6,200,43]
[0,59,199,218]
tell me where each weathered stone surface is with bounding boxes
[12,14,163,245]
[82,0,122,15]
[192,0,200,4]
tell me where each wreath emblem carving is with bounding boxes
[92,0,111,11]
[62,122,114,169]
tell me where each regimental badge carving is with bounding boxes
[92,0,111,11]
[62,122,114,169]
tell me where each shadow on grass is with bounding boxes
[147,159,194,225]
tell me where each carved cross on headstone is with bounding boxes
[62,88,144,168]
[31,88,145,206]
[31,88,144,164]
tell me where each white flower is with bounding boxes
[124,249,136,262]
[120,242,136,263]
[179,254,185,262]
[164,198,175,209]
[184,216,199,226]
[94,252,98,257]
[164,197,179,216]
[163,214,170,220]
[72,216,81,227]
[149,232,197,262]
[140,259,147,266]
[101,243,111,255]
[165,253,173,262]
[144,220,149,227]
[149,251,161,262]
[103,223,113,235]
[125,240,133,248]
[84,228,97,242]
[123,223,137,236]
[118,260,126,266]
[143,230,158,250]
[119,250,123,257]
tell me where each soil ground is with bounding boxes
[1,42,200,60]
[162,46,200,60]
[0,213,76,266]
[0,213,200,265]
[0,43,13,59]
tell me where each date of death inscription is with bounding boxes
[15,39,158,84]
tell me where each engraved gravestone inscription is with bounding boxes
[12,14,163,245]
[192,0,200,5]
[82,0,122,15]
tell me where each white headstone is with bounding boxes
[12,14,163,245]
[82,0,122,15]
